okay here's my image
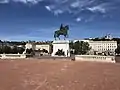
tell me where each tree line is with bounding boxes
[0,45,25,54]
[70,41,91,55]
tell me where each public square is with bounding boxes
[0,59,120,90]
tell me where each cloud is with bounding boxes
[0,0,9,3]
[45,6,51,11]
[87,5,106,13]
[54,9,63,15]
[50,0,107,14]
[76,17,82,22]
[0,0,120,22]
[44,0,120,22]
[70,1,80,8]
[0,0,43,4]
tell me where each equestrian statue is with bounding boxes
[54,24,69,40]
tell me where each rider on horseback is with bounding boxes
[54,24,69,40]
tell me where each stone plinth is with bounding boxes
[52,40,70,57]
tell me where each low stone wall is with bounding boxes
[0,54,26,59]
[75,55,115,63]
[115,56,120,63]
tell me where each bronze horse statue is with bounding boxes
[54,24,69,40]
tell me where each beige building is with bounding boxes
[74,40,117,54]
[88,41,117,53]
[25,43,36,50]
[25,43,51,53]
[35,44,51,53]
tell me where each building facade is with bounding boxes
[74,39,117,55]
[25,43,36,50]
[88,41,117,53]
[25,43,51,54]
[35,44,51,53]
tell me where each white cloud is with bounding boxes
[87,4,106,13]
[0,0,9,3]
[45,5,64,15]
[70,0,93,8]
[0,0,119,22]
[43,0,112,21]
[54,9,63,15]
[70,1,80,8]
[45,6,51,11]
[13,0,27,3]
[0,0,43,4]
[45,5,56,11]
[76,17,82,22]
[14,0,44,4]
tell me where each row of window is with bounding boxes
[90,44,117,46]
[97,48,115,51]
[97,46,116,48]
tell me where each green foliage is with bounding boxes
[55,49,65,56]
[0,41,26,45]
[91,38,110,41]
[69,41,74,49]
[42,49,48,53]
[18,47,25,54]
[115,45,120,54]
[73,41,91,55]
[0,45,25,54]
[11,46,18,54]
[26,48,33,54]
[2,45,11,54]
[36,49,49,53]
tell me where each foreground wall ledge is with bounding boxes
[75,55,115,63]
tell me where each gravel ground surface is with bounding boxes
[0,59,120,90]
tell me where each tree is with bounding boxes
[11,46,18,54]
[74,41,91,55]
[49,43,53,54]
[115,45,120,55]
[0,47,3,54]
[55,49,65,56]
[26,48,35,55]
[69,41,74,49]
[42,49,48,53]
[2,45,11,54]
[26,48,32,54]
[18,47,25,54]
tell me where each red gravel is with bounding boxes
[0,59,120,90]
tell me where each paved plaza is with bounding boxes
[0,59,120,90]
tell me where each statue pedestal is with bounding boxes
[52,40,70,57]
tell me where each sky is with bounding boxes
[0,0,120,41]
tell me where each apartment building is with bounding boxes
[88,41,117,53]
